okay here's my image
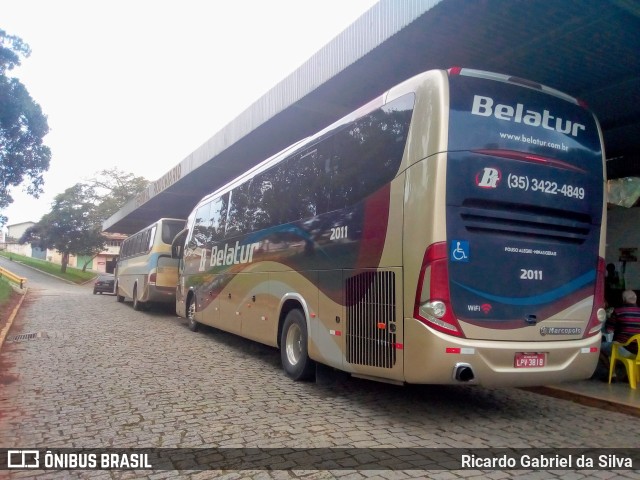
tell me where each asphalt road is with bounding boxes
[1,257,639,479]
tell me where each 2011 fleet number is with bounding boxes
[330,226,349,240]
[520,269,543,280]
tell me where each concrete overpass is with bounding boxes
[103,0,640,234]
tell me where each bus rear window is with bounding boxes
[448,74,602,173]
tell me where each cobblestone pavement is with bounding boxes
[1,260,640,479]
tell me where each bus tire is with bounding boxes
[116,283,125,303]
[280,309,315,381]
[132,285,145,311]
[187,295,199,332]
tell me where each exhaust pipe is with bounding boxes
[453,363,475,382]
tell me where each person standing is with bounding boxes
[605,263,623,307]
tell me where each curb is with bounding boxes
[522,386,640,418]
[0,288,28,351]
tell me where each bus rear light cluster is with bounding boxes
[149,271,157,286]
[584,256,607,337]
[414,242,464,337]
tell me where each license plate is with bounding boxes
[514,352,546,368]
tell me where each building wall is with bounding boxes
[3,243,32,256]
[6,222,35,241]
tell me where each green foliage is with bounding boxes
[0,275,15,328]
[17,168,148,272]
[0,30,30,74]
[84,167,149,221]
[0,29,51,225]
[20,184,105,272]
[0,275,13,304]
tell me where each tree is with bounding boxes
[83,168,149,221]
[0,29,51,225]
[20,184,105,273]
[19,169,148,272]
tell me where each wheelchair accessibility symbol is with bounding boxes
[450,240,470,262]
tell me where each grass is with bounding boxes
[0,276,12,304]
[0,276,17,322]
[0,251,96,284]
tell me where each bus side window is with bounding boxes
[252,164,285,228]
[251,143,332,229]
[133,233,142,256]
[295,147,331,219]
[210,195,228,243]
[225,181,253,238]
[328,94,414,211]
[147,226,157,252]
[252,178,274,231]
[191,202,212,248]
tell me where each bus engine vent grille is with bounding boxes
[346,271,396,369]
[459,199,592,244]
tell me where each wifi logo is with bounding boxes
[480,303,492,314]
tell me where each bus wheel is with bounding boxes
[132,285,145,311]
[116,284,125,303]
[280,309,315,381]
[187,295,199,332]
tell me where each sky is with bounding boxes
[1,0,378,227]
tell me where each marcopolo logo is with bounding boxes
[540,326,582,336]
[471,95,586,137]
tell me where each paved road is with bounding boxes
[1,257,640,479]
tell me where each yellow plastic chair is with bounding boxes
[608,334,640,389]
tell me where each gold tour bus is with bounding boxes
[115,218,185,311]
[172,68,607,386]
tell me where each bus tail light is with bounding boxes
[149,271,157,286]
[584,256,607,338]
[414,242,463,337]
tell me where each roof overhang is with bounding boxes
[104,0,640,233]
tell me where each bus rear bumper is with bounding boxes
[403,318,600,387]
[145,285,177,304]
